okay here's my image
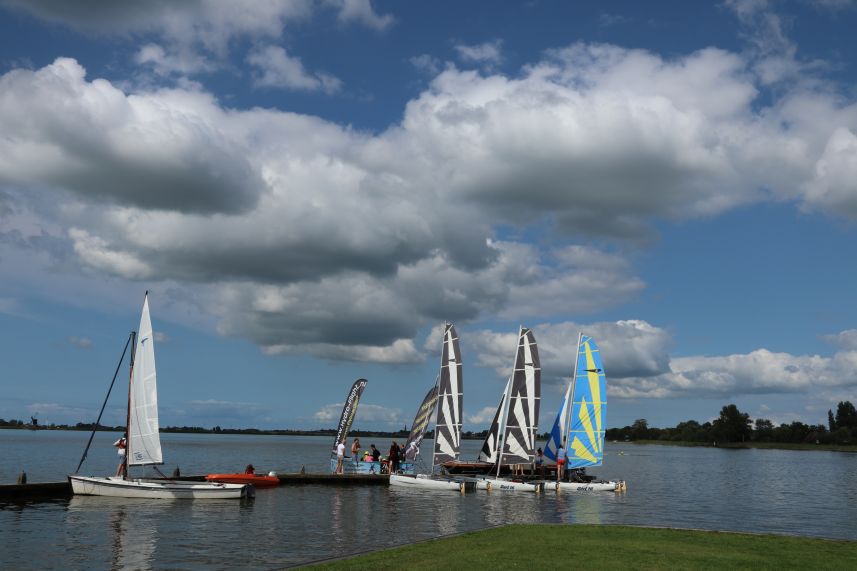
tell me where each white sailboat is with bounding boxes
[69,293,252,499]
[543,333,626,493]
[475,327,543,493]
[390,324,473,492]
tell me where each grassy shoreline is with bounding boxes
[621,440,857,453]
[306,524,857,570]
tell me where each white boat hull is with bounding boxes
[69,475,252,499]
[478,477,543,493]
[389,474,467,492]
[554,480,626,493]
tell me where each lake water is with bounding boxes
[2,430,856,569]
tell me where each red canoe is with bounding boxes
[205,473,280,488]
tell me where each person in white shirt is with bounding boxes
[335,440,346,474]
[114,433,127,477]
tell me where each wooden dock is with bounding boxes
[0,473,390,501]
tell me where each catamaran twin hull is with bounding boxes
[388,474,474,492]
[475,477,543,492]
[69,475,253,499]
[555,480,626,493]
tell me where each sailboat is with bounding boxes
[328,379,373,473]
[390,323,472,491]
[471,327,543,492]
[69,293,252,499]
[544,333,625,493]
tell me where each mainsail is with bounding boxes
[566,335,607,469]
[404,384,439,461]
[433,324,463,466]
[127,293,163,466]
[477,378,510,463]
[333,378,368,451]
[498,327,540,467]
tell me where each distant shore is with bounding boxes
[0,425,491,440]
[621,439,857,453]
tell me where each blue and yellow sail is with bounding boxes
[567,335,606,469]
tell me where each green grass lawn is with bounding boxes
[305,524,857,570]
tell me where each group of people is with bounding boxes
[334,438,408,474]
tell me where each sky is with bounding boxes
[2,0,857,433]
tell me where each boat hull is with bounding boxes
[477,477,543,493]
[554,480,625,493]
[69,476,252,499]
[389,474,469,492]
[205,474,279,488]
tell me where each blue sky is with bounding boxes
[2,0,857,432]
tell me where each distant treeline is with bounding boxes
[606,401,857,445]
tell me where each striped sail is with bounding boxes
[127,294,163,466]
[543,380,572,462]
[433,324,463,466]
[498,328,541,466]
[477,378,510,463]
[404,384,439,461]
[567,335,607,469]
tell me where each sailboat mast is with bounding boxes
[430,323,447,474]
[563,332,583,451]
[123,329,138,481]
[496,326,522,478]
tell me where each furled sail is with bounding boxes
[332,378,368,451]
[477,378,510,463]
[433,324,463,465]
[404,383,439,461]
[567,335,606,469]
[127,293,163,466]
[498,328,540,466]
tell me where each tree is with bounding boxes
[630,418,649,440]
[828,409,836,432]
[753,418,774,442]
[712,404,752,443]
[835,401,857,429]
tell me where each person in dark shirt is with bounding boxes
[370,444,381,461]
[388,441,400,473]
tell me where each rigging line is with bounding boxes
[74,332,134,475]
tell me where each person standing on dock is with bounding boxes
[335,439,346,474]
[351,438,361,466]
[388,441,400,474]
[113,433,127,477]
[556,441,566,482]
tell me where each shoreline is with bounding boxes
[619,439,857,453]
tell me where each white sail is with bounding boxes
[127,294,163,466]
[433,324,463,466]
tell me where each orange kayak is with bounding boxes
[205,473,280,488]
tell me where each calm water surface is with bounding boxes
[1,430,856,569]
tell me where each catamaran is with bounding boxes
[390,323,473,492]
[544,333,626,493]
[69,293,252,499]
[469,327,543,492]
